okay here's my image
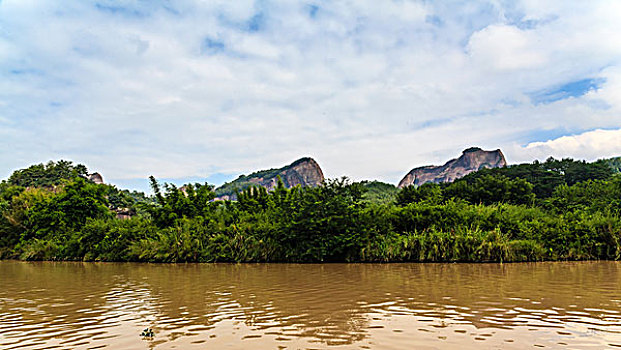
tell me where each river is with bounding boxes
[0,261,620,349]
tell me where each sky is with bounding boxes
[1,0,621,192]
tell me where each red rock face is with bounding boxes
[214,157,325,200]
[246,158,324,191]
[88,172,104,185]
[398,148,507,188]
[279,158,325,188]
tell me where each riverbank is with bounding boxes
[2,159,620,263]
[3,198,620,263]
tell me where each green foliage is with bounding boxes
[462,157,613,198]
[22,178,111,239]
[1,157,621,263]
[147,176,216,227]
[7,160,88,187]
[445,175,535,205]
[397,176,534,206]
[360,229,546,263]
[396,183,443,206]
[598,156,621,174]
[0,173,111,258]
[361,181,398,204]
[546,177,621,214]
[104,185,153,213]
[70,217,158,261]
[280,177,368,261]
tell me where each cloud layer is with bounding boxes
[1,1,620,190]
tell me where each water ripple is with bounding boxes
[0,261,620,349]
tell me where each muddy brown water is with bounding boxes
[0,261,620,349]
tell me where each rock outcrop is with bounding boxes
[398,147,506,188]
[88,172,104,184]
[215,157,325,200]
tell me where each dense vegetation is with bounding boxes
[7,160,89,187]
[1,157,620,262]
[361,181,398,204]
[603,156,621,174]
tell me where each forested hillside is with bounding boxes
[1,156,619,262]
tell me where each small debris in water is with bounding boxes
[140,328,154,338]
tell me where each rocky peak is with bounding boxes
[283,157,325,188]
[87,172,104,185]
[398,148,506,188]
[214,157,325,200]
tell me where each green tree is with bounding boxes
[8,160,89,187]
[147,176,216,227]
[448,175,535,206]
[396,183,443,206]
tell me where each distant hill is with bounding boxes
[398,147,507,188]
[215,157,324,200]
[361,181,398,204]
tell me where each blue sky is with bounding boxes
[1,0,621,192]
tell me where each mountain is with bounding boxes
[398,147,507,188]
[215,157,325,200]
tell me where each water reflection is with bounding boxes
[1,261,620,349]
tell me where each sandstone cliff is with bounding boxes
[215,157,325,200]
[88,172,104,185]
[398,147,506,188]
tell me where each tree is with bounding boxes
[8,160,89,187]
[396,183,443,206]
[147,176,216,227]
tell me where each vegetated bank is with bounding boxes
[0,157,620,263]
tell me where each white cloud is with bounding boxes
[515,128,621,162]
[1,0,621,188]
[467,24,547,70]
